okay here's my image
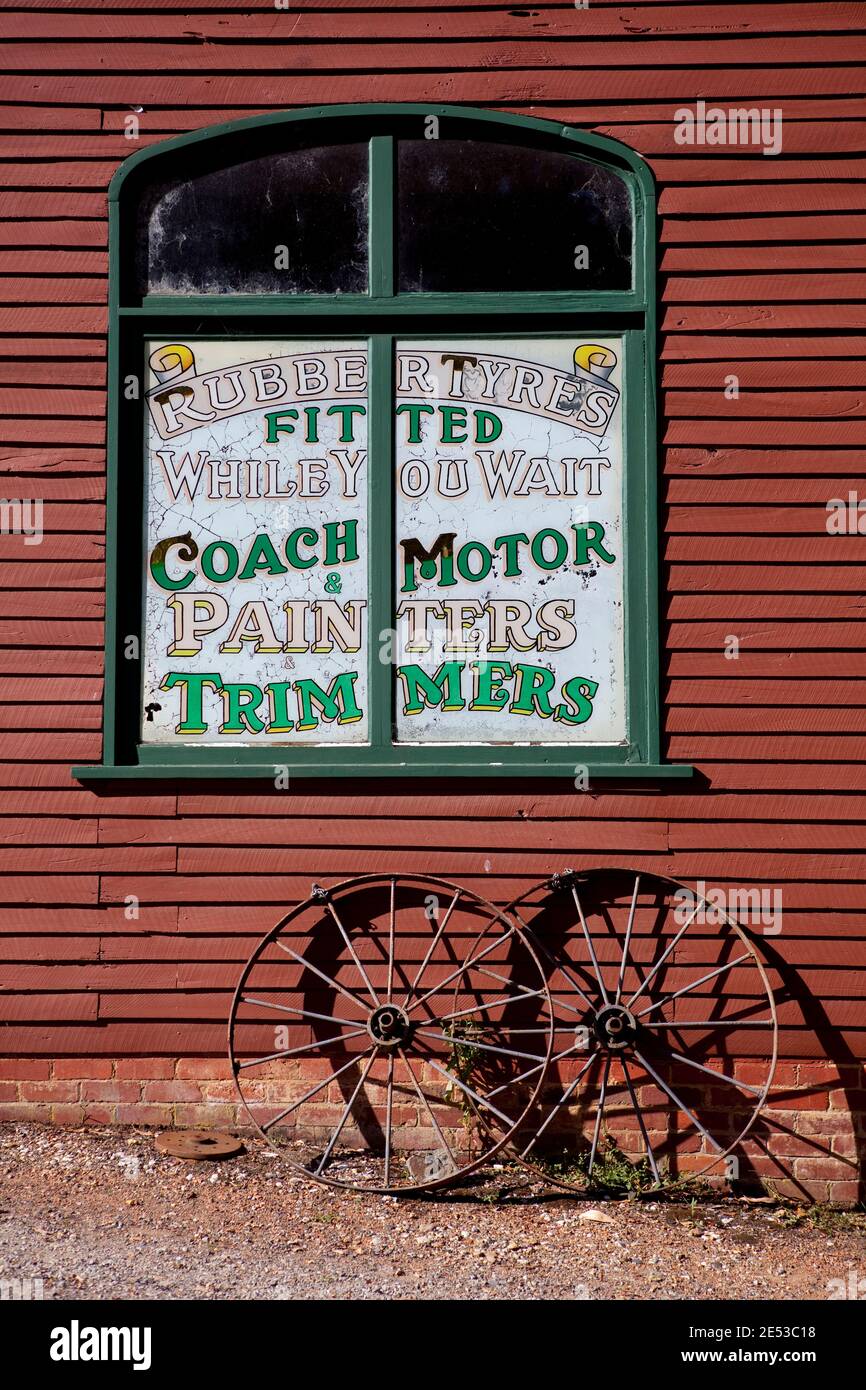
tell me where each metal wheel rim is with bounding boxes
[502,867,778,1195]
[228,872,555,1194]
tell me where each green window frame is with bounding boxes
[74,103,690,782]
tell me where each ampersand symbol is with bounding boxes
[324,572,342,594]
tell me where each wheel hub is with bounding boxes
[593,1002,638,1051]
[366,1002,412,1049]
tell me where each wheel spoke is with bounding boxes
[326,900,381,1007]
[435,985,550,1025]
[238,1028,368,1069]
[588,1053,611,1178]
[522,927,596,1010]
[240,996,361,1029]
[519,1051,598,1156]
[625,899,702,1007]
[261,1053,363,1132]
[272,938,370,1014]
[423,1054,514,1127]
[634,951,753,1020]
[634,1048,724,1153]
[407,925,516,1016]
[383,1053,394,1187]
[400,1047,458,1175]
[615,874,640,1005]
[314,1048,379,1174]
[468,961,584,1020]
[661,1048,763,1097]
[643,1018,769,1030]
[386,876,396,1003]
[487,1037,593,1099]
[621,1056,661,1186]
[405,889,461,1003]
[572,884,609,1006]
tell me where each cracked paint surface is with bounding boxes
[394,338,626,745]
[141,338,369,745]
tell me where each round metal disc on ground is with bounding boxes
[501,868,778,1195]
[228,873,555,1194]
[156,1130,245,1161]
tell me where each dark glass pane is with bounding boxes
[397,139,631,293]
[136,143,368,295]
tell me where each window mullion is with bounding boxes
[367,332,394,751]
[369,135,395,298]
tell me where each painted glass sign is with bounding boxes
[142,336,624,748]
[143,340,369,744]
[394,339,625,745]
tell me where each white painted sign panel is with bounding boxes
[393,338,626,745]
[142,339,369,744]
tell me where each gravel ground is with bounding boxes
[1,1123,864,1301]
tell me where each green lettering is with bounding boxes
[323,519,358,566]
[555,676,598,726]
[237,533,288,582]
[510,662,556,718]
[201,541,238,583]
[573,522,615,566]
[159,672,221,735]
[264,408,298,442]
[294,671,363,731]
[397,662,466,716]
[285,527,318,570]
[219,682,265,735]
[326,403,366,444]
[395,402,434,445]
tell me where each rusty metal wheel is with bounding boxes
[503,868,778,1195]
[228,873,555,1193]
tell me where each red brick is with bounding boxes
[142,1081,202,1103]
[83,1105,115,1124]
[172,1104,235,1126]
[200,1082,240,1101]
[116,1059,174,1080]
[81,1081,140,1103]
[831,1134,859,1159]
[54,1059,113,1080]
[0,1060,51,1080]
[116,1104,172,1126]
[0,1103,42,1121]
[793,1157,858,1181]
[19,1081,79,1103]
[828,1182,863,1205]
[766,1133,825,1158]
[738,1061,797,1087]
[176,1059,232,1080]
[52,1104,85,1125]
[830,1088,866,1110]
[768,1089,830,1111]
[798,1112,855,1136]
[0,1082,17,1102]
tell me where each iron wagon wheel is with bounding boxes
[228,872,555,1194]
[498,867,778,1196]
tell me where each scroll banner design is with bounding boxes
[146,345,620,441]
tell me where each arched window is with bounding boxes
[76,104,684,781]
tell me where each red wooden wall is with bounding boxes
[1,2,865,1084]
